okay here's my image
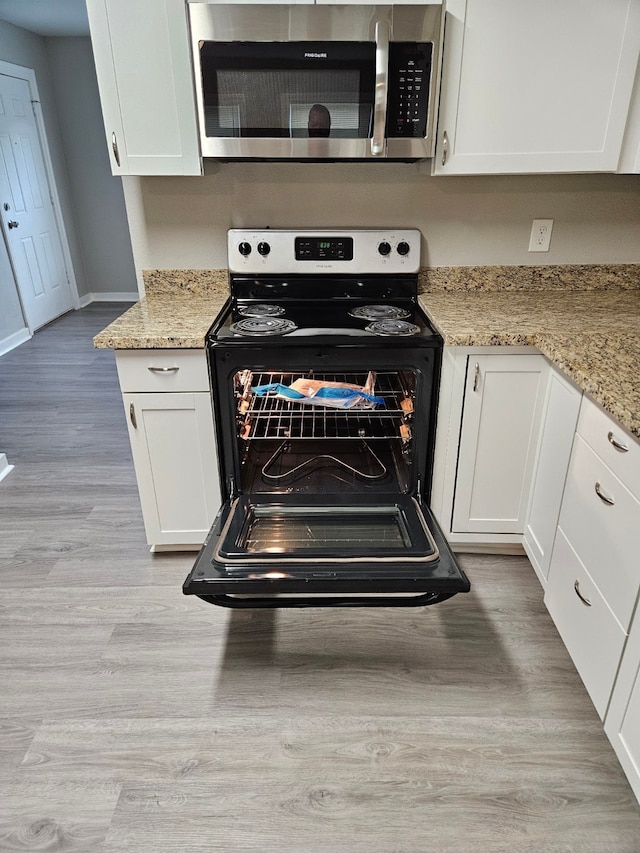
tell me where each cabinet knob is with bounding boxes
[129,401,137,429]
[441,131,449,167]
[147,366,179,373]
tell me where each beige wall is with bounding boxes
[123,164,640,287]
[46,37,136,297]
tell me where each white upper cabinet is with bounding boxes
[434,0,640,174]
[618,59,640,172]
[87,0,201,176]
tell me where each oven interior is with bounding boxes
[232,367,417,499]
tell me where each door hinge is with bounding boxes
[228,475,237,499]
[417,475,423,503]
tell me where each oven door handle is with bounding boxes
[196,592,457,609]
[371,20,390,157]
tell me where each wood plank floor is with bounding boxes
[1,304,639,852]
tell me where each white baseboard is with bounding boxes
[0,327,31,357]
[0,453,14,483]
[79,292,138,307]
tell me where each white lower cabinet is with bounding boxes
[544,396,640,724]
[605,609,640,804]
[115,350,220,548]
[432,347,548,547]
[451,352,547,535]
[545,529,627,719]
[523,367,582,585]
[433,345,640,801]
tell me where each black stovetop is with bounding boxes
[208,275,441,347]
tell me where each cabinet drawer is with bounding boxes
[115,350,209,393]
[545,529,627,720]
[577,398,640,497]
[559,434,640,631]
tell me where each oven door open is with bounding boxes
[183,350,469,608]
[183,494,469,608]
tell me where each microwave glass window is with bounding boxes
[207,70,371,138]
[199,42,376,140]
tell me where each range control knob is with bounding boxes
[238,241,252,256]
[396,241,410,256]
[378,241,391,256]
[257,241,271,256]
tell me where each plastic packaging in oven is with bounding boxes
[251,377,384,409]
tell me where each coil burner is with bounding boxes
[349,304,411,321]
[365,319,421,337]
[230,317,298,337]
[237,303,286,317]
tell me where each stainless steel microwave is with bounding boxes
[187,3,444,161]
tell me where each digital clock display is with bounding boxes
[295,236,354,261]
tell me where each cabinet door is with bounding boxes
[523,368,582,585]
[434,0,640,174]
[605,608,640,804]
[123,392,220,546]
[86,0,201,176]
[618,59,640,173]
[452,354,546,534]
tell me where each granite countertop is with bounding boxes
[418,280,640,441]
[94,265,640,440]
[93,271,229,349]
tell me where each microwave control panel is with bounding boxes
[386,42,433,139]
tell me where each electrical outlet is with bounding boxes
[528,219,554,252]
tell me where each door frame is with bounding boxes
[0,59,80,332]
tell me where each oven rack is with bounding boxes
[237,371,412,441]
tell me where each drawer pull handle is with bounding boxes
[594,481,615,506]
[607,431,629,453]
[574,580,592,607]
[147,366,180,374]
[129,402,137,430]
[473,362,480,392]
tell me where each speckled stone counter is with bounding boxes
[418,265,640,439]
[93,270,229,349]
[94,264,640,439]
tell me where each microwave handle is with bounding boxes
[371,21,390,156]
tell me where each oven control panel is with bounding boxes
[228,229,421,274]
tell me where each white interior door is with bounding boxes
[0,73,73,330]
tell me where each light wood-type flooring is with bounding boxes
[1,304,639,852]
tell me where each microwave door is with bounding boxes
[194,39,378,159]
[183,495,470,608]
